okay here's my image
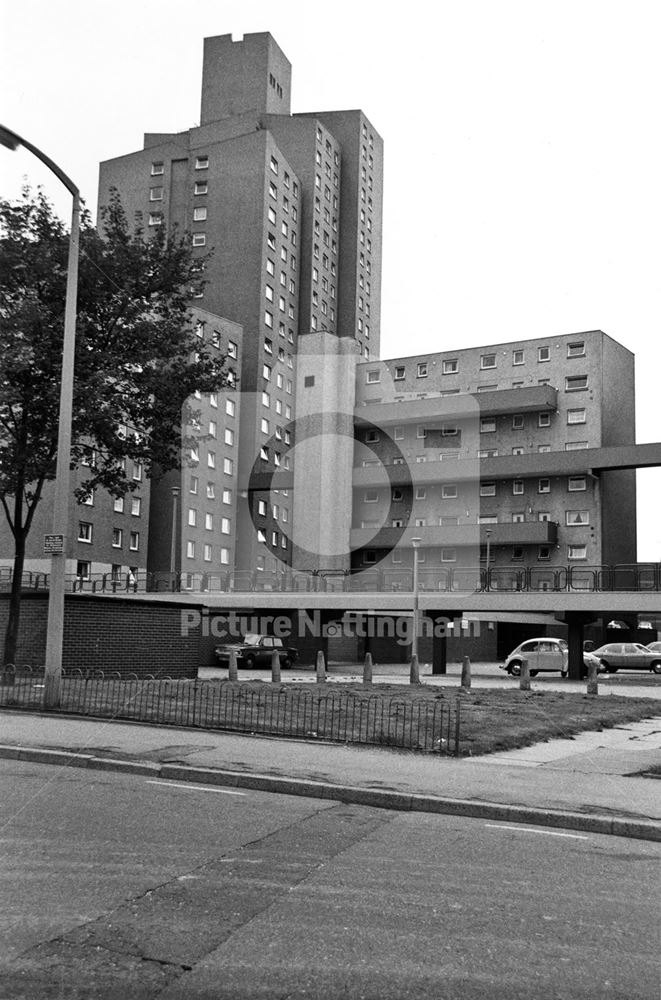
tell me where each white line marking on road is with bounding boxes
[484,824,589,840]
[146,780,246,796]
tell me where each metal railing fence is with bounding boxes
[0,666,460,755]
[2,563,661,595]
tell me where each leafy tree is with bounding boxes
[0,187,230,664]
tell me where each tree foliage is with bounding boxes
[0,186,230,661]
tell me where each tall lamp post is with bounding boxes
[411,537,422,662]
[485,528,492,590]
[170,485,180,588]
[0,125,80,709]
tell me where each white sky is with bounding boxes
[2,0,660,560]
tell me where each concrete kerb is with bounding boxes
[1,743,659,844]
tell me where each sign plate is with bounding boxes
[44,534,65,554]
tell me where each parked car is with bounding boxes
[500,637,599,677]
[214,634,298,669]
[646,641,661,654]
[591,642,661,674]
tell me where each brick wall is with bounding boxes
[0,594,200,678]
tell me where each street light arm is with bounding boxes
[0,123,79,197]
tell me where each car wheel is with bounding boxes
[601,660,617,674]
[561,670,568,678]
[508,661,521,677]
[651,661,661,675]
[529,670,539,677]
[243,655,255,669]
[281,656,292,669]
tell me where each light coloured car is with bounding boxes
[500,637,599,677]
[646,640,661,654]
[592,642,661,674]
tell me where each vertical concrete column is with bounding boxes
[271,649,281,684]
[519,657,531,691]
[460,656,471,690]
[363,652,373,685]
[409,653,421,685]
[431,628,447,676]
[228,650,238,682]
[316,650,326,683]
[566,613,586,680]
[586,658,599,695]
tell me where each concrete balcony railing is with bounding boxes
[349,520,558,550]
[354,384,558,427]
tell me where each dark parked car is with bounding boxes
[214,634,298,669]
[591,642,661,674]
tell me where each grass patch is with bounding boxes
[1,675,658,756]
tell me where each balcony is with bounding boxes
[354,384,558,427]
[349,520,558,550]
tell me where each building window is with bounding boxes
[207,483,216,499]
[364,490,379,503]
[441,548,457,562]
[513,480,524,495]
[76,561,91,580]
[207,452,216,469]
[195,156,209,170]
[188,508,197,527]
[151,162,164,176]
[538,444,550,453]
[567,342,585,357]
[565,441,588,450]
[512,414,524,430]
[566,510,590,526]
[270,156,278,175]
[417,362,428,378]
[568,476,587,491]
[538,479,551,493]
[416,425,427,439]
[442,359,458,375]
[480,417,496,433]
[537,546,551,561]
[220,548,230,565]
[512,446,524,455]
[366,369,380,383]
[538,412,551,427]
[415,487,426,499]
[366,429,379,443]
[478,515,498,524]
[363,551,377,565]
[480,482,496,497]
[565,375,588,391]
[538,346,551,362]
[567,408,586,424]
[192,233,206,247]
[194,181,207,195]
[568,544,587,561]
[131,497,141,516]
[149,187,163,201]
[148,213,163,226]
[113,497,124,513]
[129,531,140,551]
[480,353,496,369]
[78,522,92,543]
[394,426,404,440]
[186,541,195,559]
[204,544,212,562]
[394,366,405,380]
[512,547,524,561]
[512,350,524,365]
[111,528,122,548]
[223,458,233,475]
[193,207,207,221]
[221,518,231,534]
[512,512,525,523]
[441,484,457,499]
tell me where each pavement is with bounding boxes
[1,664,660,842]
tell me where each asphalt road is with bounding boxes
[1,760,659,999]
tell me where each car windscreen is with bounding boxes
[243,634,261,645]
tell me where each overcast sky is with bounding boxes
[2,0,660,559]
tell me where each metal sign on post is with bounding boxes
[44,534,65,555]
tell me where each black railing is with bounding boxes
[0,666,459,754]
[1,563,661,595]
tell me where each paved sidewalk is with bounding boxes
[1,709,660,842]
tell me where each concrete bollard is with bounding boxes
[460,656,472,690]
[363,652,373,685]
[586,658,599,696]
[316,650,326,683]
[519,656,531,691]
[228,650,238,682]
[271,649,281,684]
[409,653,421,685]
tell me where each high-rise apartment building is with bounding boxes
[98,32,383,578]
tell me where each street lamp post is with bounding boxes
[411,537,422,663]
[0,125,80,709]
[170,485,180,588]
[485,529,492,590]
